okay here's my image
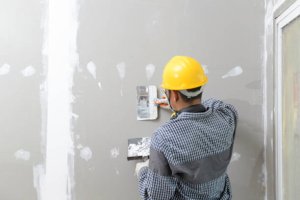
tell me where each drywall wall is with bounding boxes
[0,0,43,199]
[0,0,275,199]
[74,0,267,199]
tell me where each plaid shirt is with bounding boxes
[138,99,238,200]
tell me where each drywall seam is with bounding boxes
[263,0,274,199]
[37,0,79,199]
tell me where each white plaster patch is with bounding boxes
[116,62,126,80]
[145,64,156,80]
[14,149,31,161]
[110,147,120,159]
[98,81,102,90]
[87,61,97,79]
[231,152,241,162]
[80,147,93,161]
[0,63,11,75]
[222,66,243,79]
[115,168,120,175]
[22,66,36,77]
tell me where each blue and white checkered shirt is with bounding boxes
[138,99,238,200]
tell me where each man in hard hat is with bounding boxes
[135,56,238,200]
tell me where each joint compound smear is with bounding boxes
[0,63,11,75]
[80,147,93,161]
[116,62,126,80]
[115,168,120,175]
[231,152,241,162]
[222,66,243,79]
[145,64,156,80]
[98,82,102,90]
[87,61,96,79]
[22,66,36,77]
[14,149,31,161]
[110,147,120,158]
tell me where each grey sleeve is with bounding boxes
[138,147,177,200]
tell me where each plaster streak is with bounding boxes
[222,66,243,79]
[145,64,156,80]
[14,149,31,161]
[262,1,274,199]
[33,164,45,200]
[87,61,97,79]
[0,63,10,75]
[110,147,120,158]
[22,66,36,77]
[40,0,79,199]
[80,147,93,161]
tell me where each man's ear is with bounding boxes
[172,91,180,102]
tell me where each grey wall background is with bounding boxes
[74,0,267,199]
[0,0,275,199]
[0,0,43,199]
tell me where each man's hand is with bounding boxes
[154,95,170,110]
[135,159,149,177]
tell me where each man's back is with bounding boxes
[139,99,238,200]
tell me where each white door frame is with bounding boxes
[275,1,300,199]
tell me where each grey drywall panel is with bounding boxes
[74,0,267,199]
[0,0,43,199]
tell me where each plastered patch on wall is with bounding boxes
[115,168,120,175]
[22,66,36,77]
[222,66,243,79]
[0,63,11,75]
[80,147,93,161]
[110,147,120,158]
[14,149,31,161]
[116,62,126,80]
[87,61,97,79]
[231,152,241,162]
[98,82,102,90]
[145,64,156,80]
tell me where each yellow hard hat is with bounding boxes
[161,56,208,90]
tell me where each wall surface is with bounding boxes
[0,0,43,199]
[74,0,267,199]
[0,0,271,199]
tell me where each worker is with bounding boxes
[135,56,238,199]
